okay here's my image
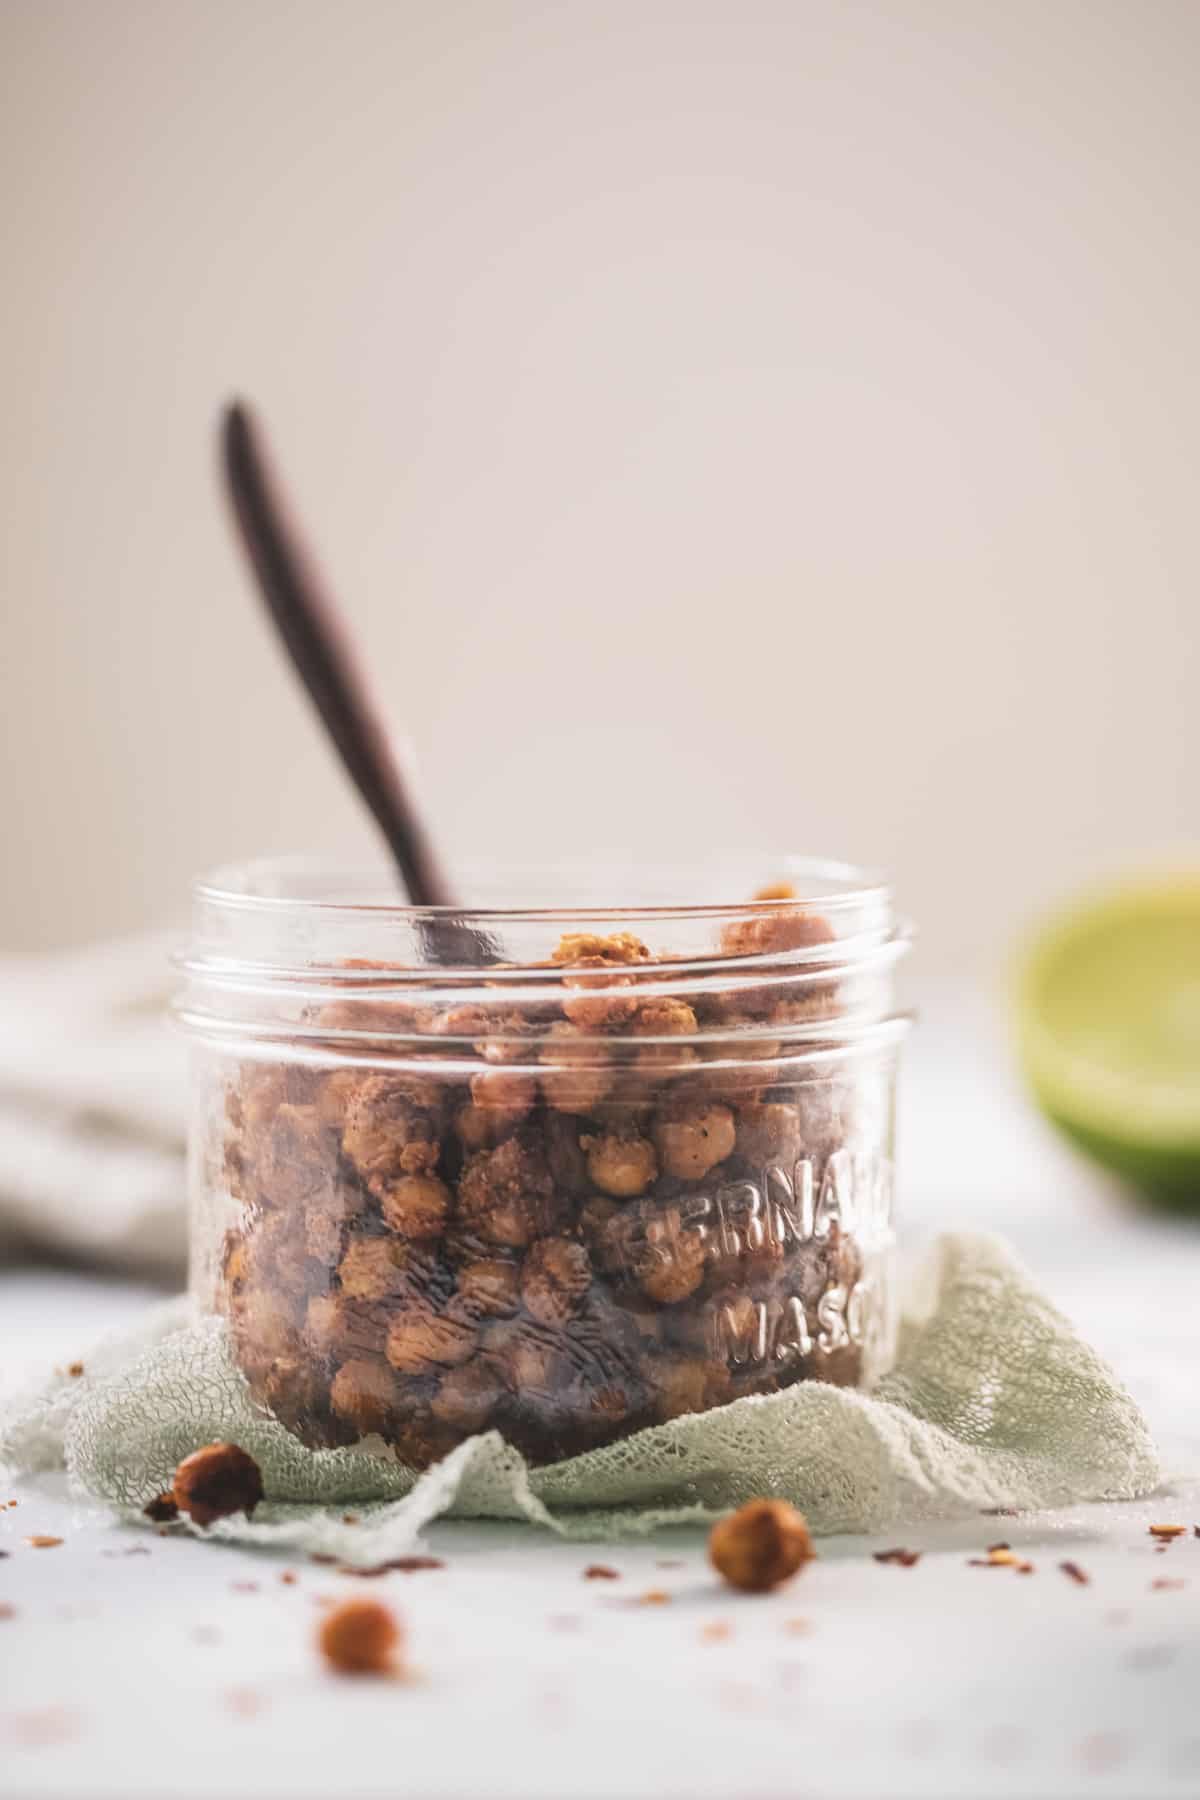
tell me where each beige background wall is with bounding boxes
[2,0,1196,969]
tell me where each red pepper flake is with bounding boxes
[7,1501,18,1508]
[66,1362,84,1378]
[636,1589,672,1606]
[337,1556,444,1577]
[0,1604,16,1621]
[1077,1732,1126,1774]
[1149,1524,1187,1539]
[2,1705,83,1748]
[280,1571,297,1585]
[968,1550,1034,1572]
[24,1536,63,1549]
[584,1564,620,1581]
[874,1548,921,1567]
[226,1687,265,1719]
[1151,1578,1185,1591]
[1060,1561,1090,1585]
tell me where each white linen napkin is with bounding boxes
[0,933,186,1273]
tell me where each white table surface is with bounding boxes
[3,988,1200,1800]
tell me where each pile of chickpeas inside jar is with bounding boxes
[191,877,905,1470]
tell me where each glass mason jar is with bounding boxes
[177,856,911,1471]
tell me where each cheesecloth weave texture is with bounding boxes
[0,1233,1159,1562]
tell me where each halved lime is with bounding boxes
[1016,872,1200,1208]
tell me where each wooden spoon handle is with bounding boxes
[221,400,457,910]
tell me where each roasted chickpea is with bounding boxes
[235,1213,315,1314]
[581,1126,659,1199]
[552,931,648,1030]
[341,1083,441,1187]
[457,1134,559,1248]
[539,1021,613,1114]
[795,1082,848,1165]
[561,959,640,1030]
[628,996,699,1074]
[735,1101,805,1170]
[492,1325,571,1395]
[310,1067,357,1129]
[257,1104,338,1209]
[825,1223,864,1293]
[379,1173,452,1240]
[259,1354,340,1439]
[551,932,650,967]
[650,1353,711,1421]
[337,1235,413,1303]
[577,1194,624,1273]
[465,1068,537,1139]
[172,1442,264,1526]
[521,1237,592,1325]
[329,1358,403,1436]
[318,1597,402,1675]
[454,1258,522,1320]
[543,1112,590,1194]
[632,1206,707,1305]
[709,1498,814,1592]
[433,1003,536,1067]
[305,1292,388,1361]
[455,1080,540,1150]
[385,1304,477,1376]
[221,1230,249,1295]
[452,1101,495,1153]
[652,1098,736,1182]
[230,1288,304,1380]
[303,1178,367,1265]
[719,908,836,959]
[431,1359,508,1433]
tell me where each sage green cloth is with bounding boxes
[0,1233,1159,1562]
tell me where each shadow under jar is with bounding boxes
[177,856,912,1471]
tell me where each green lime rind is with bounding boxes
[1034,1104,1200,1206]
[1016,872,1200,1204]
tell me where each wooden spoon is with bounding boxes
[221,400,456,907]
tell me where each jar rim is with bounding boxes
[179,854,908,1055]
[192,852,891,923]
